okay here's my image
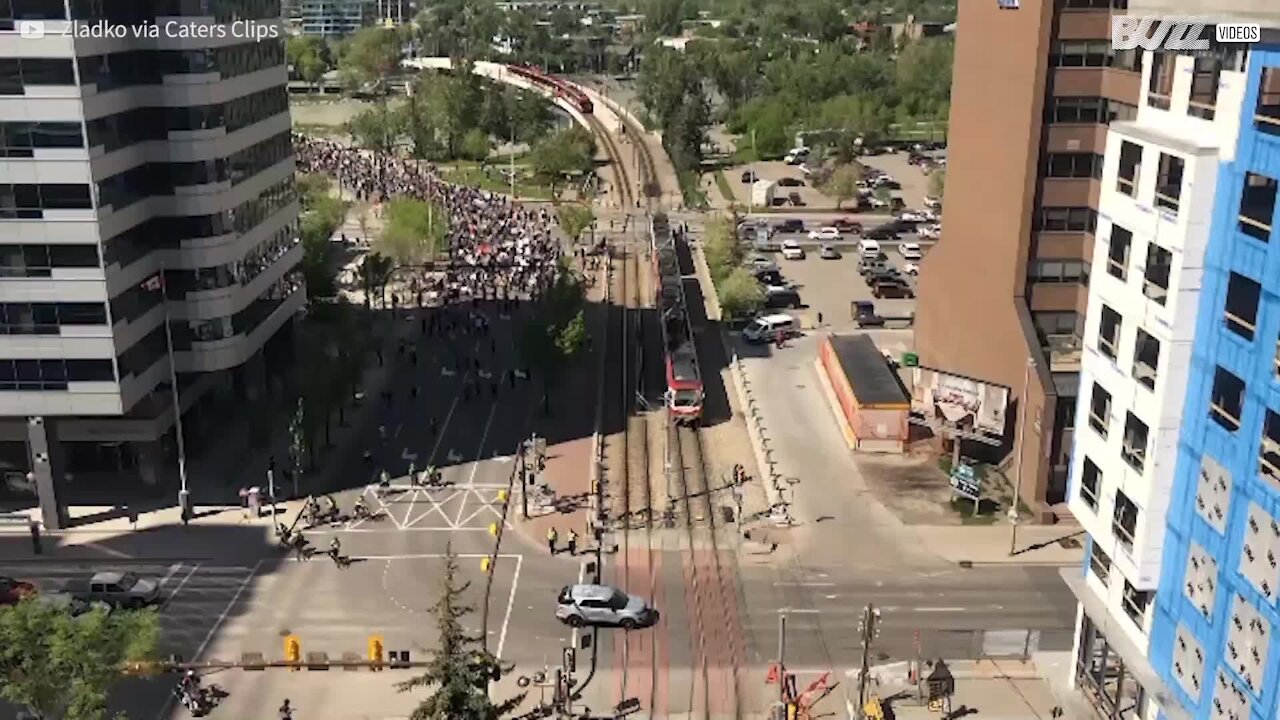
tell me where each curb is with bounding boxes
[0,556,221,565]
[958,560,1080,568]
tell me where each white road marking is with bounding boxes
[775,582,836,587]
[158,564,199,612]
[776,608,820,614]
[456,404,498,525]
[406,489,462,527]
[497,554,523,660]
[159,562,183,587]
[427,374,469,463]
[83,543,135,559]
[356,553,522,560]
[912,607,965,613]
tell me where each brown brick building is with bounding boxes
[915,0,1139,515]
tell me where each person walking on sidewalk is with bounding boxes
[566,529,579,556]
[547,526,558,554]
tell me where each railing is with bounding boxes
[1147,92,1172,111]
[1122,589,1149,631]
[1143,278,1168,304]
[1098,335,1118,360]
[1116,175,1137,196]
[1112,519,1136,554]
[1107,256,1127,280]
[1225,309,1258,340]
[1254,69,1280,133]
[1261,454,1280,484]
[1187,99,1216,120]
[1080,483,1100,511]
[1209,402,1242,431]
[1089,411,1109,437]
[1154,190,1180,213]
[1121,442,1145,471]
[1238,213,1272,241]
[1132,360,1157,389]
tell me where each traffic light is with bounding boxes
[284,635,301,671]
[368,635,384,669]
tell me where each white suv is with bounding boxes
[556,584,658,629]
[807,227,841,241]
[781,240,805,260]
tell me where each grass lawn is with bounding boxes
[713,169,735,205]
[440,165,555,200]
[678,171,708,210]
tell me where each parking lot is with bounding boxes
[766,248,921,331]
[722,147,941,213]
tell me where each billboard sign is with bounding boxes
[950,462,979,500]
[910,366,1011,443]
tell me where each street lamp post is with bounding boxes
[155,266,191,517]
[1009,357,1036,556]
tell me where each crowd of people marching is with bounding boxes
[292,134,565,307]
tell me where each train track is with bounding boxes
[585,113,636,210]
[614,109,659,203]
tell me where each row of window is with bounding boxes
[1116,140,1186,214]
[0,121,84,156]
[0,358,116,391]
[86,86,289,152]
[163,225,298,294]
[0,183,93,218]
[1086,378,1151,474]
[0,302,108,333]
[1045,96,1138,126]
[1050,42,1141,72]
[1102,223,1172,305]
[1028,259,1089,285]
[0,244,100,277]
[1,0,281,26]
[1045,153,1105,180]
[77,41,285,91]
[1059,0,1128,8]
[1034,206,1098,234]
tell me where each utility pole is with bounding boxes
[856,604,880,718]
[777,613,787,704]
[1009,357,1035,556]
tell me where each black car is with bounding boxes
[777,177,804,187]
[832,219,863,234]
[865,268,902,286]
[788,191,805,206]
[755,269,784,285]
[764,288,803,309]
[872,280,915,299]
[741,170,759,183]
[863,225,900,240]
[775,219,805,233]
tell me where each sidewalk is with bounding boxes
[908,524,1085,567]
[851,658,1089,720]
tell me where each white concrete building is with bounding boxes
[1064,46,1250,720]
[0,1,300,527]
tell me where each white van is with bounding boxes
[857,239,882,258]
[743,314,799,344]
[784,147,810,165]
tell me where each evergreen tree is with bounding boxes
[396,545,524,720]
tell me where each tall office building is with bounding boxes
[1059,3,1280,718]
[916,0,1140,515]
[0,1,302,528]
[299,0,375,37]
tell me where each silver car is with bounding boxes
[555,584,658,629]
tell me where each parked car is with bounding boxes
[764,286,803,309]
[788,191,805,206]
[777,177,804,187]
[747,255,778,273]
[781,240,805,260]
[866,268,903,286]
[744,313,800,343]
[0,576,36,605]
[918,224,942,240]
[740,170,759,184]
[903,262,920,276]
[807,227,842,241]
[851,301,885,328]
[867,195,888,209]
[859,257,888,276]
[819,244,841,260]
[872,279,915,299]
[556,584,658,629]
[863,225,900,241]
[898,242,923,260]
[775,218,805,233]
[832,218,863,234]
[784,147,810,165]
[924,196,942,210]
[755,269,784,285]
[889,197,906,212]
[897,210,929,223]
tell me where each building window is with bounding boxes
[1132,329,1160,390]
[0,183,93,218]
[1060,0,1129,8]
[1113,489,1139,552]
[0,244,100,277]
[1148,52,1175,109]
[1080,457,1102,510]
[1143,243,1171,305]
[1122,412,1149,472]
[1122,579,1151,630]
[1188,56,1221,120]
[1047,97,1106,124]
[1035,207,1097,233]
[0,58,76,95]
[1098,305,1122,360]
[0,121,85,157]
[1046,153,1105,179]
[1107,225,1132,280]
[1262,411,1280,485]
[1033,311,1084,348]
[1225,272,1261,341]
[0,358,115,390]
[1155,153,1185,213]
[1117,141,1142,197]
[1210,367,1245,432]
[1089,542,1111,585]
[1090,382,1111,437]
[0,303,107,334]
[1257,67,1280,136]
[1029,260,1089,284]
[1239,172,1276,242]
[1108,100,1139,123]
[1051,41,1110,68]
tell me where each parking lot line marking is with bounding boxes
[497,554,522,660]
[159,562,183,587]
[159,564,199,613]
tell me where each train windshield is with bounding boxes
[673,389,701,406]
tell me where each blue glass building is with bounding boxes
[1147,47,1280,720]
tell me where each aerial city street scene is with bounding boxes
[1,0,1279,719]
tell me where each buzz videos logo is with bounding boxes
[17,20,46,38]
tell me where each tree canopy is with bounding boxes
[528,127,596,194]
[0,600,159,720]
[555,203,595,244]
[379,198,449,264]
[341,27,403,96]
[820,163,865,210]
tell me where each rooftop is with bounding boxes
[827,334,909,407]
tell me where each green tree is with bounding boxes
[341,27,403,97]
[744,99,794,159]
[717,267,766,321]
[348,104,404,155]
[927,168,946,199]
[528,127,595,196]
[555,203,595,244]
[379,198,449,265]
[704,49,757,114]
[555,310,589,360]
[356,251,395,309]
[645,0,689,35]
[397,546,523,720]
[416,69,484,158]
[701,216,741,282]
[0,599,159,720]
[459,128,493,162]
[288,36,331,89]
[820,163,865,210]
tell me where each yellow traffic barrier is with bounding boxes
[481,556,492,572]
[368,635,384,670]
[488,522,498,536]
[495,489,508,503]
[284,635,301,672]
[863,696,884,720]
